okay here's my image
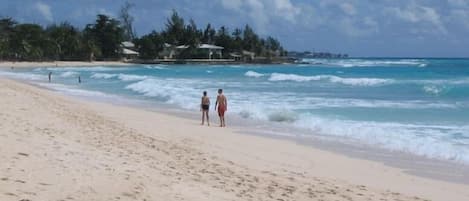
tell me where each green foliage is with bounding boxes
[46,22,85,60]
[84,14,124,59]
[9,23,51,61]
[138,10,285,60]
[0,17,16,59]
[162,10,185,45]
[0,8,285,61]
[134,31,163,60]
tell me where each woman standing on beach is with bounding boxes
[200,91,210,126]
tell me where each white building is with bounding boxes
[160,43,224,59]
[198,44,224,59]
[121,41,139,60]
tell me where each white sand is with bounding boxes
[0,78,468,201]
[0,61,131,69]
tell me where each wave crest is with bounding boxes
[91,73,147,81]
[268,73,391,86]
[59,71,79,78]
[300,59,427,67]
[245,70,265,78]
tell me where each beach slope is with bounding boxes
[0,78,468,201]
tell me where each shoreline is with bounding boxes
[1,77,469,200]
[0,60,295,69]
[0,61,132,69]
[3,67,469,183]
[2,64,469,171]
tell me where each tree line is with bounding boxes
[0,5,285,61]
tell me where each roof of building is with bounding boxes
[121,41,135,48]
[176,45,189,49]
[164,43,224,50]
[198,44,224,50]
[122,48,139,55]
[229,53,242,57]
[242,50,255,56]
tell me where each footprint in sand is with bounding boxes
[4,192,17,197]
[14,179,26,183]
[17,152,29,157]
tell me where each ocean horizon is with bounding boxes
[2,58,469,165]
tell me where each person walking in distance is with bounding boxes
[215,89,227,127]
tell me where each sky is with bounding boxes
[1,0,469,57]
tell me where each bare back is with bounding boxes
[217,94,226,106]
[202,96,210,105]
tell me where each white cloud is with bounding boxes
[35,1,53,22]
[245,0,269,32]
[272,0,301,22]
[386,4,447,34]
[218,0,302,33]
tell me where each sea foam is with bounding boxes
[59,71,79,78]
[91,73,148,81]
[244,70,265,78]
[268,73,392,86]
[301,58,427,67]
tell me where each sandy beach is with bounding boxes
[0,77,468,201]
[0,61,131,69]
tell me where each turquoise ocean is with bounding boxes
[2,58,469,164]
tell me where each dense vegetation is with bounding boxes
[0,3,285,61]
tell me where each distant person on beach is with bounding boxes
[215,89,227,127]
[78,76,81,84]
[48,72,52,82]
[200,91,210,126]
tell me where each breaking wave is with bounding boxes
[91,73,148,81]
[268,73,392,86]
[244,70,265,78]
[301,58,427,67]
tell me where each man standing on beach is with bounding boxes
[200,91,210,126]
[215,89,227,127]
[48,72,52,82]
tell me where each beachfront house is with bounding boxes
[160,43,189,59]
[242,50,256,62]
[121,41,139,60]
[198,44,224,60]
[160,43,224,60]
[229,53,242,61]
[160,43,175,59]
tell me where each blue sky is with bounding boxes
[1,0,469,57]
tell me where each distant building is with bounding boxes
[121,41,139,60]
[198,44,223,60]
[229,53,242,61]
[160,43,224,59]
[242,50,255,62]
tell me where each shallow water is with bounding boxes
[2,58,469,164]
